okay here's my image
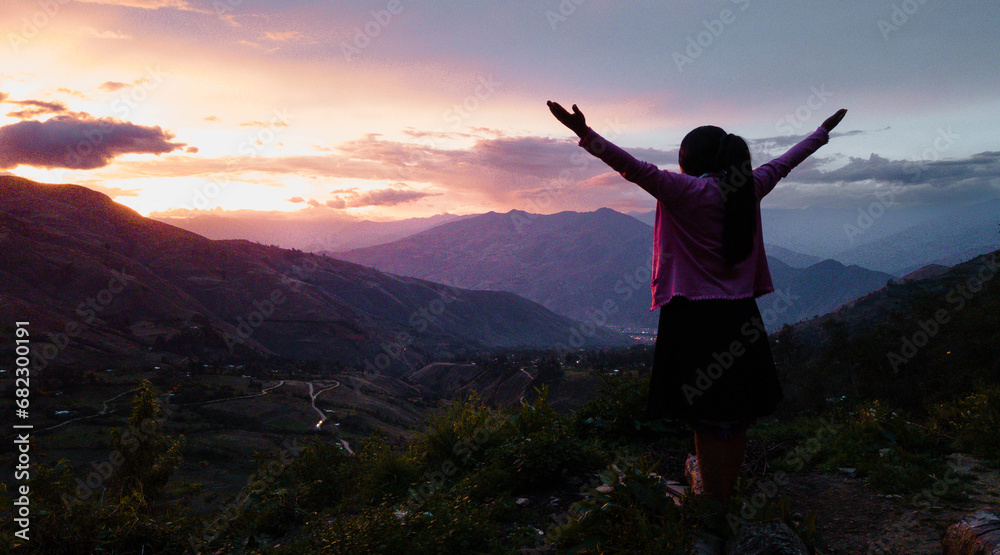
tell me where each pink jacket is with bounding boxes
[579,125,830,309]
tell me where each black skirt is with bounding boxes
[646,296,782,421]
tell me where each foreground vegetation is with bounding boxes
[2,368,997,554]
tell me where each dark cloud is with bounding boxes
[791,151,1000,188]
[0,92,9,103]
[751,129,868,154]
[5,99,70,119]
[328,184,436,209]
[763,150,1000,208]
[355,187,435,207]
[0,114,186,170]
[185,146,199,153]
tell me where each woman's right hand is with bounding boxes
[547,100,589,138]
[821,109,848,132]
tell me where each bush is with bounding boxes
[490,390,605,491]
[929,386,1000,462]
[784,400,966,498]
[554,458,688,553]
[572,372,688,444]
[409,392,510,472]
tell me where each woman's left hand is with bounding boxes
[547,100,588,138]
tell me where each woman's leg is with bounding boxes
[693,422,747,504]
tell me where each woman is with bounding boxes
[547,100,847,503]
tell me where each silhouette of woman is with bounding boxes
[548,100,847,503]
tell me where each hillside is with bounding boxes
[0,177,626,374]
[762,257,896,326]
[335,208,893,331]
[770,248,1000,412]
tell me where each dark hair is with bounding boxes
[679,126,755,266]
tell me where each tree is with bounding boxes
[106,381,185,508]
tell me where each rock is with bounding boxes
[690,532,725,555]
[664,481,688,506]
[515,497,529,506]
[836,467,856,477]
[727,520,809,555]
[942,511,1000,555]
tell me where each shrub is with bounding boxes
[929,386,1000,462]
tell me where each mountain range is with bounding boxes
[149,210,473,252]
[157,199,999,278]
[334,208,895,331]
[0,177,625,374]
[633,199,1000,275]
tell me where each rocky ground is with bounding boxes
[783,456,999,554]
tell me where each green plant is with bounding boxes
[555,458,689,553]
[929,386,1000,461]
[572,372,688,445]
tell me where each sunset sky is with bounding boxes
[1,0,998,223]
